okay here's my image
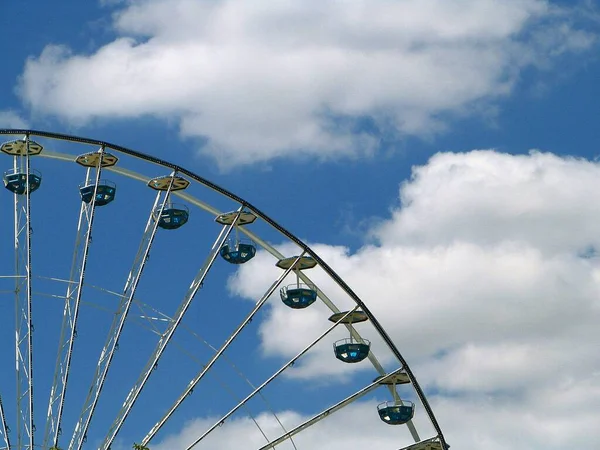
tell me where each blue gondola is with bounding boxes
[217,210,258,264]
[333,338,371,363]
[155,203,189,230]
[276,256,318,309]
[280,283,317,309]
[220,239,256,264]
[3,168,42,195]
[377,401,415,425]
[79,180,116,206]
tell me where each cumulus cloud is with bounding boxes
[148,403,421,450]
[0,110,29,128]
[18,0,596,166]
[143,378,600,449]
[223,150,600,448]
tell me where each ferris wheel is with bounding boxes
[0,129,449,450]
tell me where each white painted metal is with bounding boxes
[140,253,308,446]
[254,367,406,450]
[12,138,35,450]
[98,209,243,450]
[0,395,10,450]
[44,150,107,450]
[0,139,441,448]
[183,306,360,449]
[68,178,177,450]
[41,150,422,446]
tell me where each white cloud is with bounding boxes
[149,403,419,450]
[224,150,600,447]
[143,379,600,449]
[373,150,600,254]
[18,0,596,166]
[0,110,29,128]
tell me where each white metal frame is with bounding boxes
[44,148,107,449]
[0,395,10,450]
[0,129,449,450]
[68,174,179,450]
[12,137,35,450]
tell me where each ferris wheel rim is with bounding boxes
[0,128,448,450]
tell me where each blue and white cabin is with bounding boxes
[280,283,318,309]
[377,401,415,425]
[220,238,256,264]
[276,255,318,309]
[217,210,258,264]
[3,168,42,195]
[333,338,371,363]
[329,310,371,363]
[155,203,189,230]
[79,180,117,206]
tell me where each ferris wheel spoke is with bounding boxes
[0,130,448,450]
[124,298,297,450]
[228,223,421,442]
[97,209,243,450]
[252,367,405,450]
[68,176,178,450]
[139,252,306,446]
[0,395,10,450]
[182,305,359,449]
[130,304,277,449]
[234,227,422,443]
[44,148,109,450]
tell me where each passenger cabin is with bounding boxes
[277,256,318,309]
[329,310,371,363]
[280,284,317,309]
[3,168,42,194]
[220,239,256,264]
[333,338,371,363]
[216,210,258,264]
[79,180,116,206]
[155,203,189,230]
[377,401,415,425]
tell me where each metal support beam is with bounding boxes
[13,137,35,450]
[141,253,308,446]
[1,129,448,449]
[98,209,243,450]
[183,306,359,449]
[254,367,406,450]
[44,151,106,450]
[0,395,10,450]
[68,183,175,450]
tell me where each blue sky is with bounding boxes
[1,1,600,449]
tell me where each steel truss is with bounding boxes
[12,138,35,450]
[0,129,449,450]
[140,253,308,447]
[68,175,179,450]
[98,208,243,450]
[45,149,107,449]
[0,395,10,450]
